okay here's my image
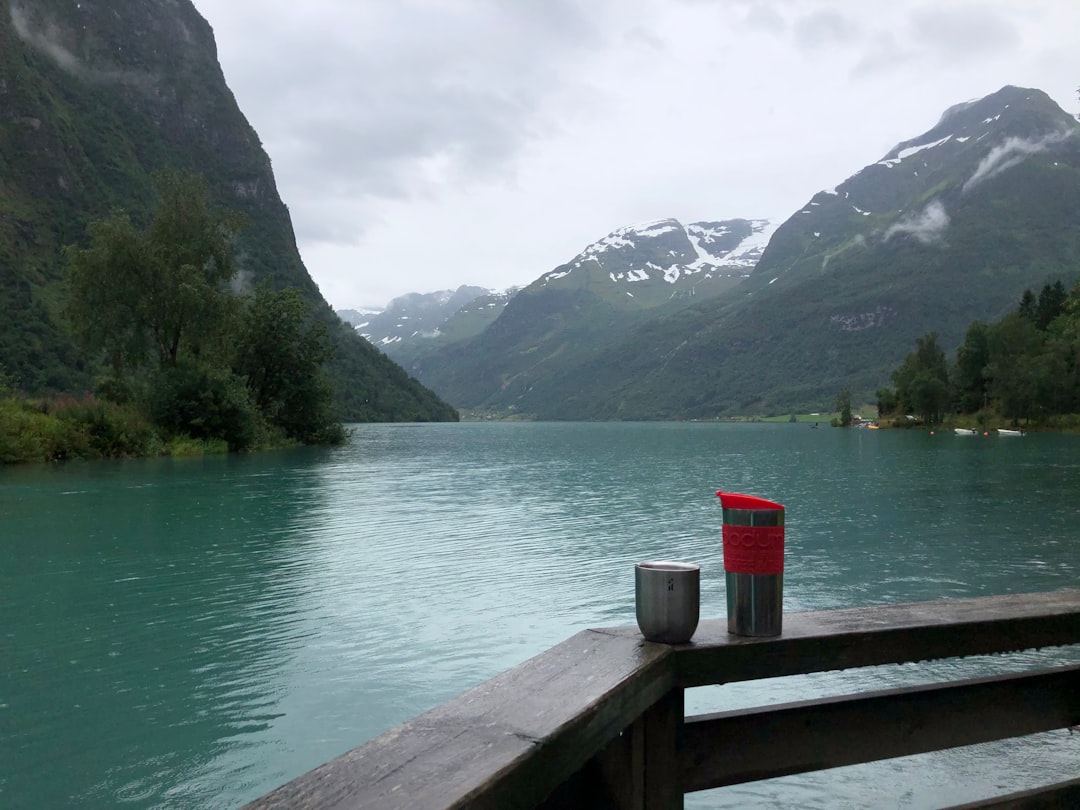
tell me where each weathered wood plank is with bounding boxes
[943,776,1080,809]
[681,664,1080,792]
[663,588,1080,687]
[243,629,676,810]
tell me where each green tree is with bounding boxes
[985,313,1044,422]
[876,387,899,418]
[63,171,343,448]
[893,332,951,423]
[1035,281,1068,331]
[234,283,344,444]
[1017,288,1037,322]
[149,362,257,451]
[888,279,1080,426]
[953,321,991,412]
[65,169,245,371]
[835,388,853,427]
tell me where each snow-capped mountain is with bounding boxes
[349,217,774,365]
[338,285,517,363]
[748,85,1080,295]
[537,218,776,306]
[409,85,1080,420]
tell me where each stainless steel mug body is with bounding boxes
[635,561,700,644]
[726,571,783,636]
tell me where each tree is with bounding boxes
[65,169,245,371]
[984,313,1044,422]
[1017,288,1037,322]
[893,332,951,423]
[887,279,1080,426]
[835,388,853,426]
[876,387,899,418]
[234,283,344,443]
[1035,281,1068,331]
[953,321,990,412]
[63,170,347,448]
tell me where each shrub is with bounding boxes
[50,394,159,457]
[0,398,88,462]
[149,363,258,451]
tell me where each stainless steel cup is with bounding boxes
[635,560,700,644]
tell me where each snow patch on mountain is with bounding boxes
[577,219,674,261]
[687,219,778,269]
[877,135,952,167]
[547,217,777,289]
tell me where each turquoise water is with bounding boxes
[1,423,1078,808]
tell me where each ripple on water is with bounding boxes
[3,425,1080,809]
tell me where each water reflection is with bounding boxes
[1,453,332,808]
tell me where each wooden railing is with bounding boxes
[244,590,1080,809]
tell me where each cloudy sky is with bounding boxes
[189,0,1080,311]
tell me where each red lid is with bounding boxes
[716,490,784,511]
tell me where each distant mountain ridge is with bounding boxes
[341,218,776,367]
[387,85,1080,419]
[345,285,495,347]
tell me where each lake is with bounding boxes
[2,422,1079,808]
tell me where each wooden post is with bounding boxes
[545,686,686,810]
[640,687,684,810]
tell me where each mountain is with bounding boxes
[533,217,776,308]
[336,285,518,375]
[337,308,382,328]
[399,218,776,411]
[343,285,492,349]
[0,0,456,422]
[559,86,1080,418]
[407,86,1080,419]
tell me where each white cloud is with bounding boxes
[10,3,81,72]
[883,200,950,244]
[962,130,1076,193]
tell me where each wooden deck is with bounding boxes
[244,589,1080,809]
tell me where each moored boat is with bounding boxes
[954,428,979,435]
[997,428,1025,436]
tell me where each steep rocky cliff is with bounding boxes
[0,0,456,421]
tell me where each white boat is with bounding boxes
[997,428,1025,436]
[954,428,979,435]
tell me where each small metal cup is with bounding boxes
[635,561,700,644]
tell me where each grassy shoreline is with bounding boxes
[0,394,317,465]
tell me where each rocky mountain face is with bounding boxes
[401,86,1080,418]
[0,0,456,421]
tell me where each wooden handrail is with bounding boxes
[244,589,1080,810]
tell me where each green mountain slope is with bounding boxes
[569,86,1080,419]
[413,86,1080,419]
[407,218,776,410]
[0,0,456,421]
